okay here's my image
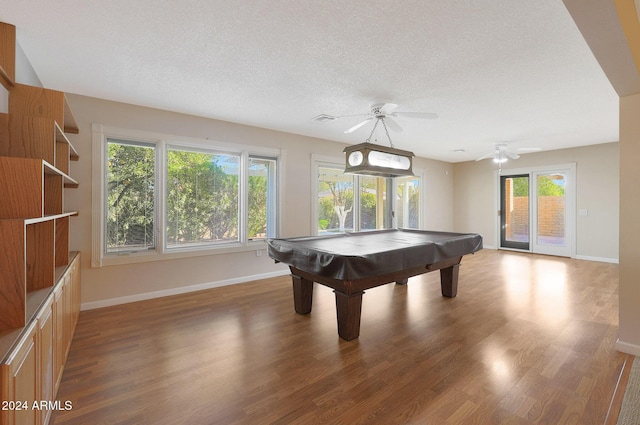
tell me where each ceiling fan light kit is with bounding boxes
[314,102,437,177]
[343,141,415,177]
[493,152,508,163]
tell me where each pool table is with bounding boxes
[267,229,483,340]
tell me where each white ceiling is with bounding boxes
[0,0,620,162]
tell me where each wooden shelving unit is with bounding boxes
[0,20,82,425]
[0,134,79,331]
[0,38,80,334]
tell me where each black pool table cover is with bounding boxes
[266,229,483,280]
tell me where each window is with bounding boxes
[313,157,422,235]
[166,146,240,248]
[106,139,156,253]
[248,157,277,240]
[360,175,389,231]
[93,125,280,266]
[394,176,421,229]
[317,166,355,233]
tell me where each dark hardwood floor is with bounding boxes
[50,249,624,424]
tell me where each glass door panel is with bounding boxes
[536,173,566,247]
[359,176,389,231]
[394,176,421,229]
[317,167,354,234]
[500,175,530,250]
[532,170,573,256]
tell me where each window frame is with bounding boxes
[92,124,282,267]
[164,143,242,250]
[104,137,159,255]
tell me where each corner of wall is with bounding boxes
[15,41,42,87]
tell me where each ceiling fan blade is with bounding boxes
[334,112,371,119]
[392,112,439,119]
[379,103,398,113]
[344,118,373,134]
[383,117,403,133]
[505,152,520,160]
[475,152,495,161]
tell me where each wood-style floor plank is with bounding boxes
[50,250,625,424]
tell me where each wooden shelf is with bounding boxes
[8,84,79,137]
[0,113,80,171]
[0,157,77,219]
[24,212,78,225]
[64,97,79,134]
[55,122,79,172]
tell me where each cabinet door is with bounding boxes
[0,322,38,425]
[70,255,81,328]
[53,282,65,392]
[37,296,54,425]
[63,274,73,358]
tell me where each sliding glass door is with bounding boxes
[498,165,575,257]
[500,175,530,250]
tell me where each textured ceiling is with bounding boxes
[0,0,620,162]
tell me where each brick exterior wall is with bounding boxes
[507,196,565,238]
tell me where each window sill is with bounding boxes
[93,240,269,268]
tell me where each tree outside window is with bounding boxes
[318,167,354,233]
[104,137,277,257]
[106,140,156,253]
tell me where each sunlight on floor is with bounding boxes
[502,254,569,326]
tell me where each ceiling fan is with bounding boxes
[476,142,542,161]
[476,143,521,163]
[312,102,438,134]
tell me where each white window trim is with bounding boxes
[393,167,426,230]
[311,154,342,236]
[91,124,283,268]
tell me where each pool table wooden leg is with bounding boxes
[440,264,460,297]
[334,290,364,341]
[291,274,313,314]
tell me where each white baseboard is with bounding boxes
[615,339,640,356]
[80,269,291,311]
[575,255,619,264]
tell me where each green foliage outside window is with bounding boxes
[107,139,275,253]
[107,141,156,252]
[166,150,239,246]
[512,176,565,197]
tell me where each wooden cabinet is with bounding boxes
[0,322,38,425]
[0,253,80,425]
[36,297,54,425]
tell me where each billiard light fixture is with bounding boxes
[343,117,415,177]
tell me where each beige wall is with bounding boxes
[452,142,619,261]
[64,94,454,308]
[618,92,640,354]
